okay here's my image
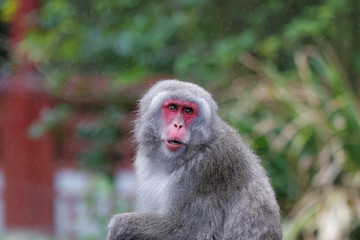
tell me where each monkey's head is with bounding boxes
[134,80,218,157]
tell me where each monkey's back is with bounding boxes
[176,120,282,239]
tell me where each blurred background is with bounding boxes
[0,0,360,239]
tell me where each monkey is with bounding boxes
[107,80,282,240]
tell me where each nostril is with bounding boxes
[179,125,182,129]
[174,124,178,128]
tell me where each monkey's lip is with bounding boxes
[167,139,183,145]
[165,139,184,151]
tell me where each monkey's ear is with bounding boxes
[195,98,213,125]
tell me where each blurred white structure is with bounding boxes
[54,168,136,239]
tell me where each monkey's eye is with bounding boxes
[168,104,178,111]
[184,107,193,115]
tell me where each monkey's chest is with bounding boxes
[137,173,175,213]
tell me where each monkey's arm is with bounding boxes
[107,195,223,240]
[107,212,178,240]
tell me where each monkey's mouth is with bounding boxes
[165,139,184,151]
[167,139,183,145]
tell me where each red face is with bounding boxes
[161,99,199,151]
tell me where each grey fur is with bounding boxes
[108,80,282,240]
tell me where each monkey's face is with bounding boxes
[135,80,218,158]
[161,99,199,152]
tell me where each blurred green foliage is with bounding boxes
[0,0,17,22]
[5,0,360,239]
[76,106,125,171]
[220,49,360,239]
[29,104,73,138]
[23,0,360,88]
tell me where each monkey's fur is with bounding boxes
[108,80,282,240]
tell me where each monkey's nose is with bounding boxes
[174,123,183,129]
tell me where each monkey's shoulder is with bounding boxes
[192,124,258,193]
[205,122,256,166]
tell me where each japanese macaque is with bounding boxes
[108,80,282,240]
